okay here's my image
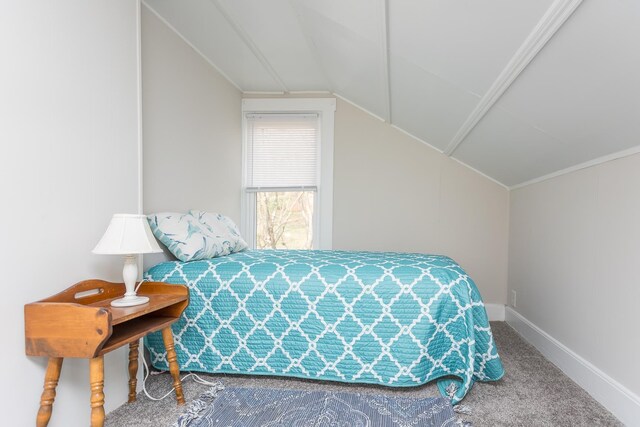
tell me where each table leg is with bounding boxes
[128,341,139,403]
[161,327,185,405]
[36,357,63,427]
[89,356,105,427]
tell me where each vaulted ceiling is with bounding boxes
[143,0,640,188]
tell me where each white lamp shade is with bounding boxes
[92,214,163,255]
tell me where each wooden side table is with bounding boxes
[25,280,189,427]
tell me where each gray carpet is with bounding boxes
[105,322,621,426]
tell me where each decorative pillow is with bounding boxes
[147,212,238,262]
[189,210,248,254]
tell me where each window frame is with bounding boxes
[241,98,335,250]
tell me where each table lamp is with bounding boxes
[92,214,163,307]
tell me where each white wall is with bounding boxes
[332,101,510,305]
[141,5,242,267]
[142,4,242,217]
[509,154,640,419]
[0,1,140,426]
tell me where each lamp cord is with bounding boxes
[140,344,219,401]
[134,278,147,294]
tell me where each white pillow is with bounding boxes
[147,212,239,262]
[189,210,248,254]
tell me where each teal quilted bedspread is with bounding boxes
[144,250,503,403]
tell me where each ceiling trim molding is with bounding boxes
[443,0,584,156]
[510,145,640,190]
[334,93,386,122]
[288,90,332,95]
[242,91,286,95]
[450,157,510,190]
[241,90,332,96]
[390,124,443,154]
[381,0,392,123]
[141,1,243,91]
[212,0,289,92]
[388,125,509,190]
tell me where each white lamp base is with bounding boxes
[110,254,149,307]
[111,295,150,307]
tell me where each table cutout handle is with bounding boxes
[75,288,104,300]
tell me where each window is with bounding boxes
[242,98,335,250]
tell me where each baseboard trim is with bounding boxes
[484,303,505,321]
[505,307,640,426]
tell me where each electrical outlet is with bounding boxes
[511,290,517,308]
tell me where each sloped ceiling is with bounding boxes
[143,0,640,188]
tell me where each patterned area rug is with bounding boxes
[174,383,460,427]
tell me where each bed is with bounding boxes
[144,249,504,403]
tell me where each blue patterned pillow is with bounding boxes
[189,210,248,253]
[147,212,241,262]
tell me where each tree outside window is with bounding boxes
[256,191,313,249]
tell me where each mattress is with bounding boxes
[144,250,504,403]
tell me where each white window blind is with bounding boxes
[245,113,319,191]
